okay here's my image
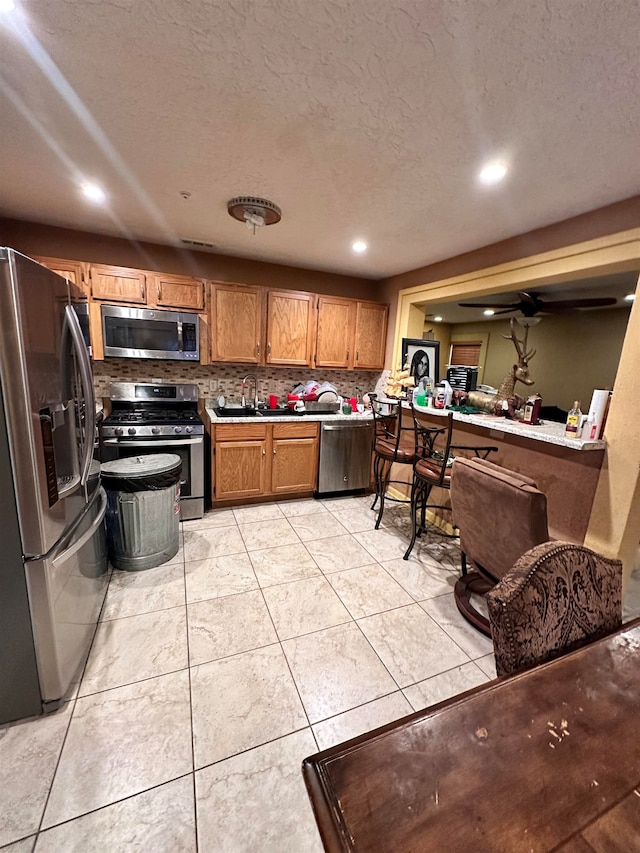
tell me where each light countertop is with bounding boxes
[206,407,373,425]
[403,402,606,451]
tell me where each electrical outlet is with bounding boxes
[209,379,218,393]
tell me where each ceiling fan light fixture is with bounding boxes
[624,293,636,302]
[515,315,542,328]
[483,309,495,316]
[227,196,281,235]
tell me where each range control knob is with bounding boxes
[151,426,161,435]
[185,426,194,434]
[114,427,124,437]
[128,427,137,436]
[174,425,183,434]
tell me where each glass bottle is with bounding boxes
[565,400,582,437]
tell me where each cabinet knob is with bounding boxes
[256,342,260,356]
[157,285,160,300]
[267,341,271,356]
[140,283,144,299]
[262,448,266,456]
[273,448,276,455]
[346,349,349,361]
[356,350,359,361]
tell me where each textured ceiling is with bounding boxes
[1,1,639,278]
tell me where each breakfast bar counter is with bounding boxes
[399,404,607,544]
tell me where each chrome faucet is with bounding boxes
[241,374,258,409]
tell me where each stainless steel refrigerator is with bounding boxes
[0,249,108,724]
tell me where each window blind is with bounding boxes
[450,342,481,366]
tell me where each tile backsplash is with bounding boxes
[93,359,381,405]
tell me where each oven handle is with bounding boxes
[103,438,203,447]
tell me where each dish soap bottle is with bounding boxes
[565,401,582,437]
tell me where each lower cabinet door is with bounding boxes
[215,439,267,500]
[271,437,318,494]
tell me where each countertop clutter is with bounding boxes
[402,402,606,451]
[207,406,373,424]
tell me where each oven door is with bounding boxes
[101,437,204,518]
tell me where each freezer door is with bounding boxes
[0,250,95,557]
[24,486,108,706]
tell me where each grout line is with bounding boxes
[182,558,200,853]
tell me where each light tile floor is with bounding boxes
[2,497,639,852]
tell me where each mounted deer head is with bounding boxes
[502,317,536,387]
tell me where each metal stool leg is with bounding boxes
[375,459,392,529]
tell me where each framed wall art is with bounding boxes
[401,338,440,387]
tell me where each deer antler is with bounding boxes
[502,317,523,359]
[501,318,537,365]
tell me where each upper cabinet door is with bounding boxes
[315,296,356,369]
[267,290,316,366]
[152,274,205,311]
[90,264,146,303]
[33,256,89,299]
[353,301,388,369]
[211,283,265,363]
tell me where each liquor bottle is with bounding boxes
[565,401,582,437]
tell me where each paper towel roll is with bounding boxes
[587,389,610,440]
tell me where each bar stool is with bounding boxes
[370,394,416,529]
[403,409,498,560]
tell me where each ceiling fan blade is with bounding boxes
[457,302,518,309]
[517,291,539,306]
[541,297,618,310]
[492,307,519,315]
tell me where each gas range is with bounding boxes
[102,383,205,438]
[100,383,205,520]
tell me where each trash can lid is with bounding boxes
[100,453,182,479]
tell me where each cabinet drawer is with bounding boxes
[272,422,319,440]
[215,423,268,441]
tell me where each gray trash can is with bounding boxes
[101,454,182,571]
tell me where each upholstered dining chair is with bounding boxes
[369,394,416,529]
[403,411,498,560]
[487,540,623,677]
[449,456,550,634]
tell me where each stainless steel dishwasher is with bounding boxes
[317,420,373,494]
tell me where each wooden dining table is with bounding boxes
[303,619,640,852]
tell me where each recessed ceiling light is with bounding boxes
[483,309,495,316]
[478,161,508,186]
[433,316,443,323]
[351,240,368,254]
[0,0,16,13]
[81,183,106,204]
[624,293,636,302]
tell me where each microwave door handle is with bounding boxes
[63,305,95,488]
[177,320,183,353]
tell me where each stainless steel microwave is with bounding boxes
[101,304,200,361]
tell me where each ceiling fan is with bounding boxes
[458,290,618,317]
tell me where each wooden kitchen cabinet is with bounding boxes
[32,256,90,296]
[266,290,316,366]
[90,264,147,304]
[271,422,319,494]
[214,423,268,500]
[315,295,356,369]
[210,282,265,363]
[353,301,388,369]
[213,420,319,503]
[152,273,205,311]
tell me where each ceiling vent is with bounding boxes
[180,238,217,250]
[227,196,282,234]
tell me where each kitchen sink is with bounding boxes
[213,407,259,418]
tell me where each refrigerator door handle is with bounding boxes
[51,487,107,568]
[63,305,95,488]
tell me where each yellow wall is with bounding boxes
[448,308,630,410]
